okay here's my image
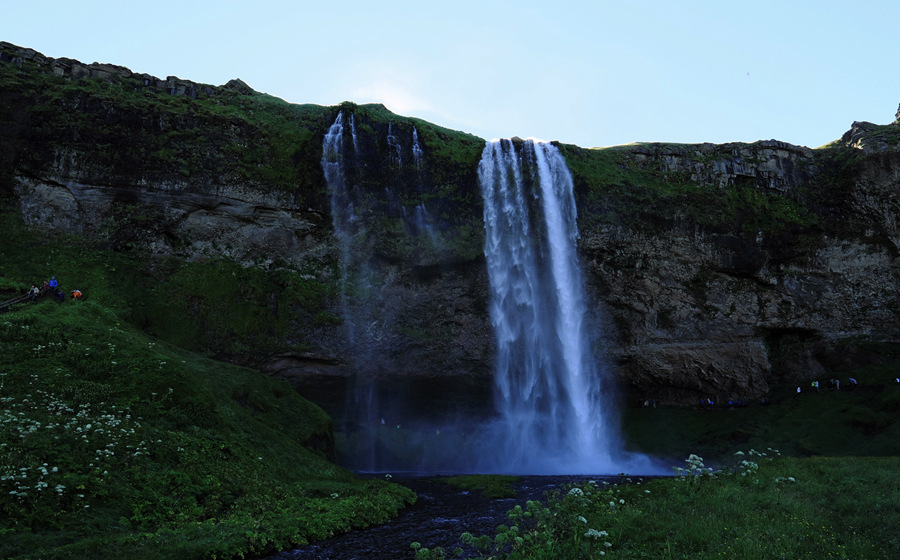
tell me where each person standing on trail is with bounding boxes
[28,285,39,301]
[48,276,57,291]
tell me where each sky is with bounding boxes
[3,0,899,148]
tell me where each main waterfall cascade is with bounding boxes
[322,114,651,474]
[478,139,617,474]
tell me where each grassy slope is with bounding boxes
[0,196,337,362]
[0,211,415,560]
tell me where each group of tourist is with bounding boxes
[27,276,83,302]
[696,398,750,409]
[798,377,858,394]
[688,374,871,409]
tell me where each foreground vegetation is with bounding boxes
[0,212,415,559]
[415,452,900,559]
[0,299,414,560]
[412,356,900,559]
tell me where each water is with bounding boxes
[265,475,637,560]
[476,139,618,474]
[273,126,659,560]
[412,126,424,170]
[322,117,654,476]
[323,112,387,470]
[387,121,402,168]
[322,112,358,345]
[409,203,438,240]
[349,113,360,156]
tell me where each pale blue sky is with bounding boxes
[3,0,898,148]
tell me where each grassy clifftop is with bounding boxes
[0,43,484,218]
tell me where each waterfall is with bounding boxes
[409,127,436,239]
[408,203,438,242]
[478,138,615,474]
[349,113,360,157]
[322,111,383,470]
[322,115,650,475]
[412,127,424,170]
[387,121,402,168]
[322,112,356,343]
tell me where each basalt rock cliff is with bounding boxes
[2,41,898,407]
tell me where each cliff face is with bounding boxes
[0,41,492,390]
[570,135,900,403]
[2,42,898,406]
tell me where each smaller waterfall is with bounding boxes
[408,203,438,241]
[412,127,424,170]
[322,112,356,344]
[350,113,360,156]
[409,127,440,242]
[387,122,402,168]
[322,112,346,214]
[322,111,379,471]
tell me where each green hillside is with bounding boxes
[0,210,414,560]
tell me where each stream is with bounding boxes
[265,475,626,560]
